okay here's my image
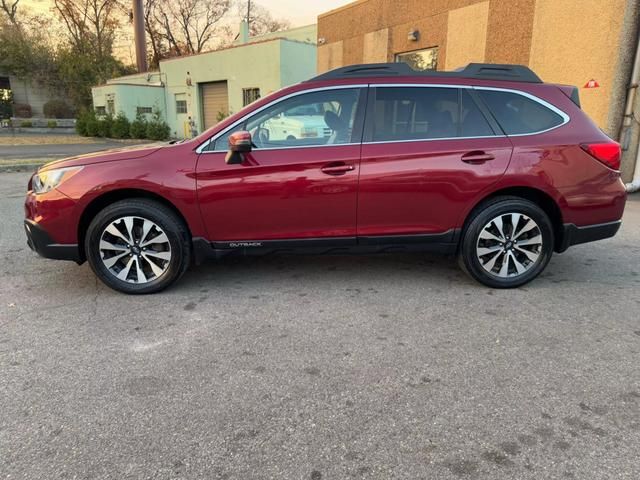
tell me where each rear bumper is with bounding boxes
[557,220,622,253]
[24,220,82,263]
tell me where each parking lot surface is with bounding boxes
[1,171,639,479]
[0,136,153,167]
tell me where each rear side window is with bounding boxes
[371,87,494,142]
[477,90,565,135]
[461,90,494,137]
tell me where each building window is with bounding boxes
[95,106,106,115]
[106,99,115,115]
[137,106,153,115]
[176,99,188,114]
[242,88,261,106]
[395,47,439,71]
[1,76,12,116]
[0,76,11,112]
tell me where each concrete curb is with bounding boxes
[0,160,48,173]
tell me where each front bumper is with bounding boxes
[24,220,81,263]
[557,220,622,253]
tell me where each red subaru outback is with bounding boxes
[24,63,626,294]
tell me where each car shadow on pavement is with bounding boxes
[177,253,470,290]
[171,242,640,295]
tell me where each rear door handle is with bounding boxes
[321,163,355,175]
[461,151,495,164]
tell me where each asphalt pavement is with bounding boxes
[1,171,639,479]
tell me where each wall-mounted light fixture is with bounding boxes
[408,30,419,41]
[318,37,326,45]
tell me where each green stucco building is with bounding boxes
[91,23,317,139]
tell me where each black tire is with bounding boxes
[458,196,554,288]
[85,199,191,294]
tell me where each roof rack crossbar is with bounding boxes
[308,63,543,84]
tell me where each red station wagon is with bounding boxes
[24,63,627,294]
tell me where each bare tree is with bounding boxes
[53,0,123,58]
[143,0,165,66]
[237,0,290,37]
[0,0,20,29]
[144,0,230,59]
[176,0,229,53]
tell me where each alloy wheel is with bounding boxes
[476,212,543,278]
[99,216,172,284]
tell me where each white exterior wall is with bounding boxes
[92,25,318,139]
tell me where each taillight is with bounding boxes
[580,142,621,170]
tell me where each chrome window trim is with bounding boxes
[199,142,362,153]
[369,83,570,138]
[195,84,368,154]
[196,83,571,154]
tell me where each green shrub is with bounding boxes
[76,109,96,136]
[110,112,130,139]
[43,99,73,119]
[47,120,57,128]
[129,113,148,139]
[85,116,100,137]
[141,108,170,141]
[146,119,170,140]
[95,115,113,137]
[20,120,33,127]
[216,110,228,122]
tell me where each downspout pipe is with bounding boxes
[624,24,640,192]
[627,145,640,192]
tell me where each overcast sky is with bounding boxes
[20,0,356,63]
[23,0,355,26]
[245,0,354,25]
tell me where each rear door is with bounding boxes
[357,85,513,238]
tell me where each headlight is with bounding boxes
[31,167,83,194]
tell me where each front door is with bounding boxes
[196,87,366,243]
[358,86,513,237]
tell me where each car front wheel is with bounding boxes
[85,199,191,294]
[458,196,554,288]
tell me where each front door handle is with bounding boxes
[461,151,495,164]
[321,163,355,175]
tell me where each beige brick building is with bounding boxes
[317,0,640,182]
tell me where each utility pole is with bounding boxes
[247,0,251,32]
[133,0,148,73]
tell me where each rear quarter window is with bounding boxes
[477,90,565,135]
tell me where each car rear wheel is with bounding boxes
[85,199,191,294]
[458,196,554,288]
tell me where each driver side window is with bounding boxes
[210,88,361,151]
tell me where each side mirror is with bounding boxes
[225,130,252,165]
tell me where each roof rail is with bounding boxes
[308,63,543,84]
